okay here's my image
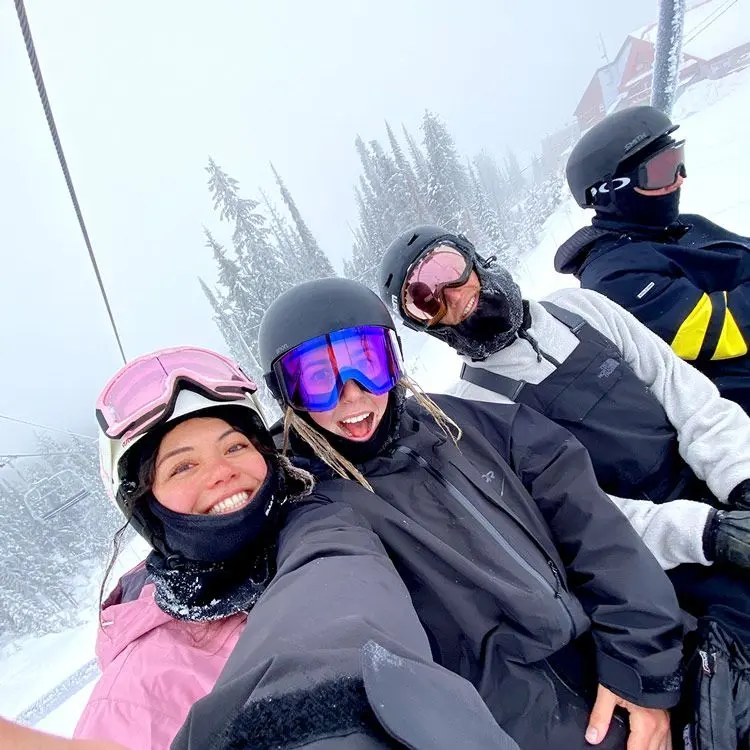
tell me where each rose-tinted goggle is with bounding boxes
[402,244,472,326]
[96,346,256,445]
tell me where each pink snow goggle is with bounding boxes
[96,346,256,445]
[402,245,472,326]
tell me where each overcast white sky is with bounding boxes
[0,0,658,450]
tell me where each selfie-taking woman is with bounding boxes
[259,277,688,750]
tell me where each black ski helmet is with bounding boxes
[379,225,478,331]
[566,105,679,208]
[259,277,399,400]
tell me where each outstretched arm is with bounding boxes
[174,499,517,750]
[0,718,125,750]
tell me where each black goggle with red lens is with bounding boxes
[637,140,686,191]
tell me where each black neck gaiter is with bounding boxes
[604,186,681,228]
[142,457,293,621]
[146,459,280,563]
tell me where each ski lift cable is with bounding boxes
[0,452,82,459]
[13,0,127,365]
[683,0,738,46]
[0,412,96,441]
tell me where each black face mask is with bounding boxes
[423,262,525,361]
[598,184,681,227]
[146,458,280,563]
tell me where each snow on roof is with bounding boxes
[635,0,750,61]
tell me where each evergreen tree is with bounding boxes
[203,158,328,418]
[0,432,121,643]
[504,149,526,196]
[467,162,514,266]
[420,110,471,232]
[402,124,429,193]
[270,164,335,279]
[206,159,286,355]
[258,188,307,286]
[473,150,509,216]
[386,121,429,224]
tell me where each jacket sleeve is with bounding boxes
[607,493,711,568]
[173,499,517,750]
[580,241,749,361]
[547,286,750,501]
[497,403,684,708]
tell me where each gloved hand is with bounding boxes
[705,509,750,569]
[727,479,750,510]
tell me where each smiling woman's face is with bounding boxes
[151,416,267,516]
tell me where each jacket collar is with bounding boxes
[97,582,172,667]
[591,214,691,242]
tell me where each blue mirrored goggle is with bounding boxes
[273,326,401,412]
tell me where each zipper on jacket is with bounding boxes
[546,560,578,633]
[397,445,576,638]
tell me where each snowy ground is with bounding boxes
[0,536,149,735]
[2,65,750,739]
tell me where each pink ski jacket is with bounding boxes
[74,566,245,750]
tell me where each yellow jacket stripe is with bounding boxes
[712,292,748,360]
[671,293,712,361]
[671,292,748,361]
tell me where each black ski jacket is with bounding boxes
[294,397,685,750]
[555,213,750,412]
[172,499,517,750]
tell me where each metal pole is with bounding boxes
[651,0,687,115]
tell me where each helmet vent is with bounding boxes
[384,273,393,289]
[407,233,419,245]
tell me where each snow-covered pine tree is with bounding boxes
[385,121,430,225]
[421,110,471,232]
[206,160,286,359]
[402,124,429,195]
[197,276,278,417]
[203,228,255,333]
[0,432,121,643]
[258,188,307,287]
[370,139,406,233]
[344,222,381,292]
[500,149,539,252]
[343,182,384,291]
[270,164,335,279]
[198,277,249,369]
[354,136,400,245]
[473,150,510,217]
[467,162,515,268]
